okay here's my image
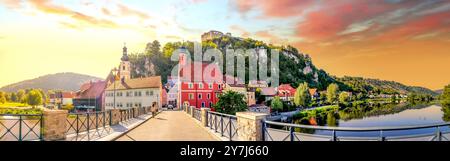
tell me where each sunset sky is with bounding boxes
[0,0,449,90]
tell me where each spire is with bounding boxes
[121,42,129,61]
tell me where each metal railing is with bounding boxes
[66,111,112,140]
[0,114,43,141]
[263,120,450,141]
[207,111,239,141]
[193,108,202,121]
[120,108,135,122]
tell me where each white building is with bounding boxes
[104,76,162,110]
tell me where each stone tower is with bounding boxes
[119,43,131,80]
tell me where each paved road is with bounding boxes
[115,111,219,141]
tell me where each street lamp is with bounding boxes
[112,68,118,109]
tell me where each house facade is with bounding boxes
[73,80,107,112]
[104,76,162,110]
[49,91,75,109]
[177,49,224,109]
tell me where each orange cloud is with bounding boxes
[117,3,151,20]
[230,25,250,37]
[25,0,119,28]
[0,0,22,9]
[234,0,314,18]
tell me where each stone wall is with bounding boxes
[42,110,68,141]
[236,112,268,141]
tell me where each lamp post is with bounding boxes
[112,68,118,110]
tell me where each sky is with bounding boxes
[0,0,449,90]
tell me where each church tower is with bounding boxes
[119,43,131,80]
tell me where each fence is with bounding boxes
[0,114,43,141]
[206,111,239,141]
[66,111,112,140]
[263,120,450,141]
[193,108,202,121]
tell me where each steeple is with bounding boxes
[121,43,129,61]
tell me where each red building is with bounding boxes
[277,84,296,101]
[177,50,225,109]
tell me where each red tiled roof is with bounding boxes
[105,76,161,90]
[75,80,106,98]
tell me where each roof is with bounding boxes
[261,87,277,96]
[75,80,106,99]
[309,88,318,96]
[105,76,161,91]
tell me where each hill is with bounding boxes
[337,76,438,96]
[0,72,103,92]
[128,30,436,95]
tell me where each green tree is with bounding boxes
[213,91,247,115]
[271,96,283,112]
[441,84,450,107]
[0,91,6,104]
[10,92,18,102]
[26,89,43,108]
[17,90,26,103]
[327,83,339,104]
[62,104,75,111]
[294,82,311,108]
[339,92,350,104]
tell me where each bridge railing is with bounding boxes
[0,114,43,141]
[193,108,202,122]
[263,120,450,141]
[207,111,239,141]
[66,111,112,140]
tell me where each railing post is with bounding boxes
[262,120,266,141]
[229,117,232,141]
[236,112,269,141]
[290,126,294,141]
[220,116,224,137]
[379,130,385,141]
[40,115,44,140]
[42,110,68,141]
[87,113,90,140]
[436,126,442,141]
[18,115,23,141]
[332,130,337,141]
[201,108,210,127]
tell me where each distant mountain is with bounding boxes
[337,76,439,96]
[435,89,443,94]
[0,72,103,92]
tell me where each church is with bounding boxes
[104,44,162,110]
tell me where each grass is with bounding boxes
[0,108,43,115]
[0,102,29,108]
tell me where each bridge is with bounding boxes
[1,106,450,141]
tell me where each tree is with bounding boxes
[213,91,247,115]
[17,90,26,103]
[26,89,43,108]
[294,82,311,108]
[62,104,75,111]
[339,92,350,104]
[271,96,283,112]
[10,92,18,102]
[327,83,339,104]
[441,84,450,107]
[0,91,6,104]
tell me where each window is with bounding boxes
[198,83,203,89]
[208,83,213,89]
[198,94,202,99]
[150,91,154,96]
[218,84,221,89]
[209,102,212,107]
[189,93,194,100]
[207,93,211,99]
[201,102,205,107]
[188,83,193,89]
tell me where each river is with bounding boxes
[310,103,450,137]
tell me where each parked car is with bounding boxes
[167,104,174,109]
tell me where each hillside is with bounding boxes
[128,30,436,95]
[337,76,438,96]
[0,72,103,92]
